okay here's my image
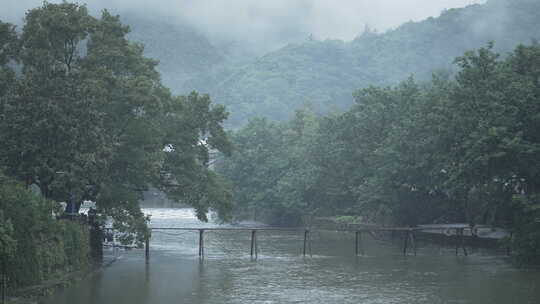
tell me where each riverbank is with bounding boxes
[5,251,120,304]
[1,175,95,304]
[6,267,92,304]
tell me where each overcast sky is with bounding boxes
[2,0,486,50]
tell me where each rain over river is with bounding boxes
[44,208,540,304]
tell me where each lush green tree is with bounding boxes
[218,43,540,262]
[0,2,232,245]
[2,3,107,204]
[0,20,17,144]
[217,118,289,223]
[261,107,323,224]
[159,92,233,221]
[0,171,90,288]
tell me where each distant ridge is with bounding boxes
[125,0,540,126]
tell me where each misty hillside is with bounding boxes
[122,14,225,92]
[170,0,539,126]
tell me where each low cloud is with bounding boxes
[2,0,486,51]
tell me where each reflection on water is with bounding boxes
[44,208,540,304]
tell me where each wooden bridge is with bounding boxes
[143,225,473,260]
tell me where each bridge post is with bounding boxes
[308,229,312,257]
[255,230,258,258]
[411,230,417,256]
[303,230,308,256]
[355,231,365,256]
[250,230,257,259]
[460,228,468,256]
[403,230,409,256]
[355,231,359,256]
[506,232,513,256]
[455,228,459,256]
[145,236,150,261]
[199,229,205,258]
[360,231,365,255]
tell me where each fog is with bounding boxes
[3,0,486,52]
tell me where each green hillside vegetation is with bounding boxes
[186,0,540,126]
[0,172,90,289]
[217,43,540,263]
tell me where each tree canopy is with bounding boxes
[0,2,232,242]
[217,43,540,263]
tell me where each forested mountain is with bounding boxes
[122,14,225,92]
[26,0,534,126]
[217,42,540,262]
[174,0,540,126]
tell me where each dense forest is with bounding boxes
[0,2,232,288]
[217,43,540,263]
[118,0,540,127]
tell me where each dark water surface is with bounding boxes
[44,208,540,304]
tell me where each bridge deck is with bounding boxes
[136,226,475,259]
[148,226,455,232]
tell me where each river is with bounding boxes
[43,208,540,304]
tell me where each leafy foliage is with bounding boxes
[0,172,90,288]
[218,43,540,262]
[0,2,232,247]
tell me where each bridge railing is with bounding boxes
[138,225,477,260]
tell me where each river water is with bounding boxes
[44,208,540,304]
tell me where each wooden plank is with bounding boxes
[149,227,421,232]
[138,226,475,232]
[151,227,306,231]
